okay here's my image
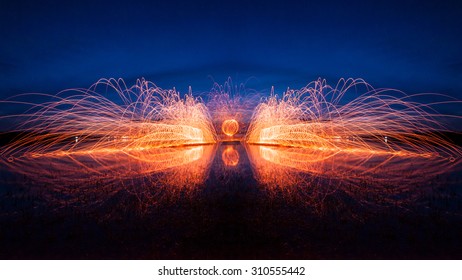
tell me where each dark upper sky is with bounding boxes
[1,0,462,117]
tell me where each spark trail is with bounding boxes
[246,78,462,160]
[1,78,217,161]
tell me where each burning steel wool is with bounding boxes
[0,77,461,190]
[246,78,462,161]
[221,119,239,137]
[1,78,217,162]
[206,79,260,141]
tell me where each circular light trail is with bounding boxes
[222,119,239,137]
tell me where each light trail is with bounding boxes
[222,119,239,137]
[246,78,462,160]
[1,78,217,161]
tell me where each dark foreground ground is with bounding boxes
[0,143,462,259]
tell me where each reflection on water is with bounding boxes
[0,142,461,258]
[1,145,217,211]
[222,145,240,166]
[246,144,457,184]
[245,144,461,214]
[1,142,459,213]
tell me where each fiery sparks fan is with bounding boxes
[1,78,217,160]
[246,78,462,160]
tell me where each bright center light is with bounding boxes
[221,119,239,137]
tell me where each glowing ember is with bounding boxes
[221,119,239,137]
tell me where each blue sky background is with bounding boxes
[1,0,462,127]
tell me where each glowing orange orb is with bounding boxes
[221,119,239,137]
[222,146,239,166]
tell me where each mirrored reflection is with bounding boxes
[0,145,217,213]
[210,144,252,187]
[221,145,240,167]
[245,144,460,215]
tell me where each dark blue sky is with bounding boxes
[1,0,462,117]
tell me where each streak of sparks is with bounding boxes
[246,78,462,160]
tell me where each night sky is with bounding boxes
[1,0,462,122]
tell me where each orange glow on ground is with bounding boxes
[221,119,239,137]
